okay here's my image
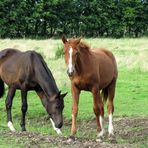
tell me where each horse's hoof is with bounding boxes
[8,121,16,132]
[10,129,16,132]
[96,133,105,143]
[21,127,26,132]
[67,136,75,143]
[108,134,117,144]
[57,131,63,136]
[96,137,103,143]
[96,132,105,143]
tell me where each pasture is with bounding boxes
[0,38,148,148]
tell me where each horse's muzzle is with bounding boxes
[67,69,74,77]
[56,122,63,129]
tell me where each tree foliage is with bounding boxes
[0,0,147,38]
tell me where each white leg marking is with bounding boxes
[98,116,105,137]
[8,121,16,132]
[108,114,114,135]
[68,47,73,73]
[50,118,62,135]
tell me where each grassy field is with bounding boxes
[0,38,148,148]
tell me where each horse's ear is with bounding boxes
[75,37,82,45]
[60,92,68,99]
[61,35,67,44]
[57,91,61,97]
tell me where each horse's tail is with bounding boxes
[101,87,108,104]
[0,79,4,98]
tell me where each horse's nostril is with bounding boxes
[68,72,73,77]
[67,70,74,77]
[57,122,63,129]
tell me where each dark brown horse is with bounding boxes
[62,36,118,141]
[0,48,67,134]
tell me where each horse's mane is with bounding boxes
[32,52,59,95]
[77,41,92,56]
[36,52,55,81]
[75,41,92,74]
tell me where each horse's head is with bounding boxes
[62,35,81,77]
[39,91,67,128]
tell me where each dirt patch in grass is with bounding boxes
[114,117,148,147]
[0,117,147,148]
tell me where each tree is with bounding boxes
[0,0,147,38]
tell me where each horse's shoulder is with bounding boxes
[23,50,42,60]
[0,48,19,59]
[24,50,36,56]
[93,48,114,59]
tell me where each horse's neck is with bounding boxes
[44,80,58,96]
[34,57,59,97]
[37,72,59,97]
[76,51,92,75]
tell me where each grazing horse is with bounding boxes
[0,48,67,134]
[62,36,118,141]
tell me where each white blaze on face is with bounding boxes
[68,47,73,73]
[50,118,62,135]
[108,114,114,135]
[8,121,16,132]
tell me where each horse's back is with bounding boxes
[0,48,40,68]
[92,48,117,75]
[0,48,33,68]
[0,48,20,60]
[0,49,37,86]
[92,48,115,62]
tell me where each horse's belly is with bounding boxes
[99,79,113,90]
[76,83,92,91]
[1,61,28,87]
[1,73,18,86]
[99,64,115,89]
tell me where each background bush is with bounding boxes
[0,0,147,38]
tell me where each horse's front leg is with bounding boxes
[68,84,80,141]
[20,90,28,131]
[92,88,105,142]
[5,87,16,132]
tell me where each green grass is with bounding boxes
[0,38,148,147]
[115,69,148,117]
[0,138,18,148]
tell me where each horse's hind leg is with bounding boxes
[20,91,28,131]
[107,78,117,137]
[5,87,16,132]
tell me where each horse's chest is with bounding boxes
[74,79,93,91]
[18,78,37,91]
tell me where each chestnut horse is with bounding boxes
[0,48,67,134]
[62,36,118,141]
